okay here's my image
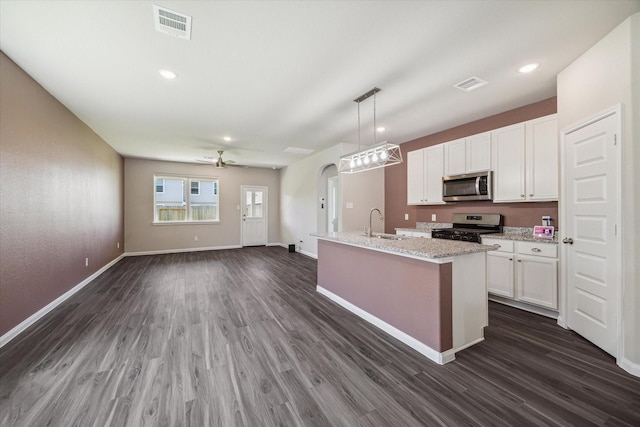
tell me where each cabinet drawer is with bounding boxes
[516,241,557,258]
[482,238,513,253]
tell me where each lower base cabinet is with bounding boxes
[483,238,558,310]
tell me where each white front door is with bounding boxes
[562,108,620,357]
[242,186,267,247]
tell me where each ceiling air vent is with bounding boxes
[284,147,315,155]
[153,5,192,40]
[454,76,488,92]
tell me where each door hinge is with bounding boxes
[614,134,617,146]
[615,224,617,236]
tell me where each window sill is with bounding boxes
[152,220,221,226]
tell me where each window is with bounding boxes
[190,181,200,195]
[154,175,219,223]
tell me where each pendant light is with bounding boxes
[339,87,402,174]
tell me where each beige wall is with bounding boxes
[341,168,385,234]
[0,52,124,336]
[124,158,280,253]
[557,12,639,369]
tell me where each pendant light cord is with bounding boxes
[357,101,361,151]
[373,92,377,144]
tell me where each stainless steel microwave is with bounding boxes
[442,171,493,202]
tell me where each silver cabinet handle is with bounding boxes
[562,238,574,244]
[517,259,522,262]
[529,194,534,197]
[531,248,541,253]
[520,194,525,198]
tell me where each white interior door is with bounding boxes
[327,176,338,232]
[242,186,267,247]
[563,109,620,356]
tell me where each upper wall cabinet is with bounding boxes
[492,114,558,202]
[443,131,491,176]
[407,145,445,205]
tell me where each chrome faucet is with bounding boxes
[368,207,384,237]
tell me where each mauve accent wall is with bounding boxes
[385,98,558,234]
[0,52,124,336]
[317,240,453,352]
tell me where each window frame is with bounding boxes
[153,174,220,225]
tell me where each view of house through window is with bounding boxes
[154,176,219,222]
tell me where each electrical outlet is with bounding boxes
[85,258,89,267]
[431,213,437,222]
[194,236,199,241]
[117,242,120,249]
[404,213,409,220]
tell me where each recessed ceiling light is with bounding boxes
[377,127,386,132]
[158,69,178,79]
[518,63,540,73]
[223,136,232,142]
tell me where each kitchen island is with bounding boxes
[313,232,497,364]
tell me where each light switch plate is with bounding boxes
[404,214,409,220]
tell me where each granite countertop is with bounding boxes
[313,231,498,261]
[483,227,559,244]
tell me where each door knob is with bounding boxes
[562,238,574,244]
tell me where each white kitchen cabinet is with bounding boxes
[515,241,558,309]
[491,123,526,201]
[443,138,466,175]
[407,145,444,205]
[492,115,558,202]
[483,238,558,310]
[525,115,559,201]
[487,251,514,298]
[443,131,491,176]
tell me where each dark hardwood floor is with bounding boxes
[1,247,639,426]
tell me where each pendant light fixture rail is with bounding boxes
[339,87,403,174]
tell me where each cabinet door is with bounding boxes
[407,149,425,205]
[487,252,514,298]
[424,145,444,204]
[443,138,466,176]
[492,123,525,202]
[466,131,492,173]
[516,255,558,309]
[526,115,558,201]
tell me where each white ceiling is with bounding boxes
[1,1,639,168]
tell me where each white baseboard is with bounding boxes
[0,253,126,348]
[619,357,640,378]
[267,242,286,248]
[125,245,242,257]
[316,286,452,365]
[489,295,559,319]
[299,249,317,259]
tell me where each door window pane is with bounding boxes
[245,191,264,218]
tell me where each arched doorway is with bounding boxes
[317,164,338,233]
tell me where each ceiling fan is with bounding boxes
[196,150,236,168]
